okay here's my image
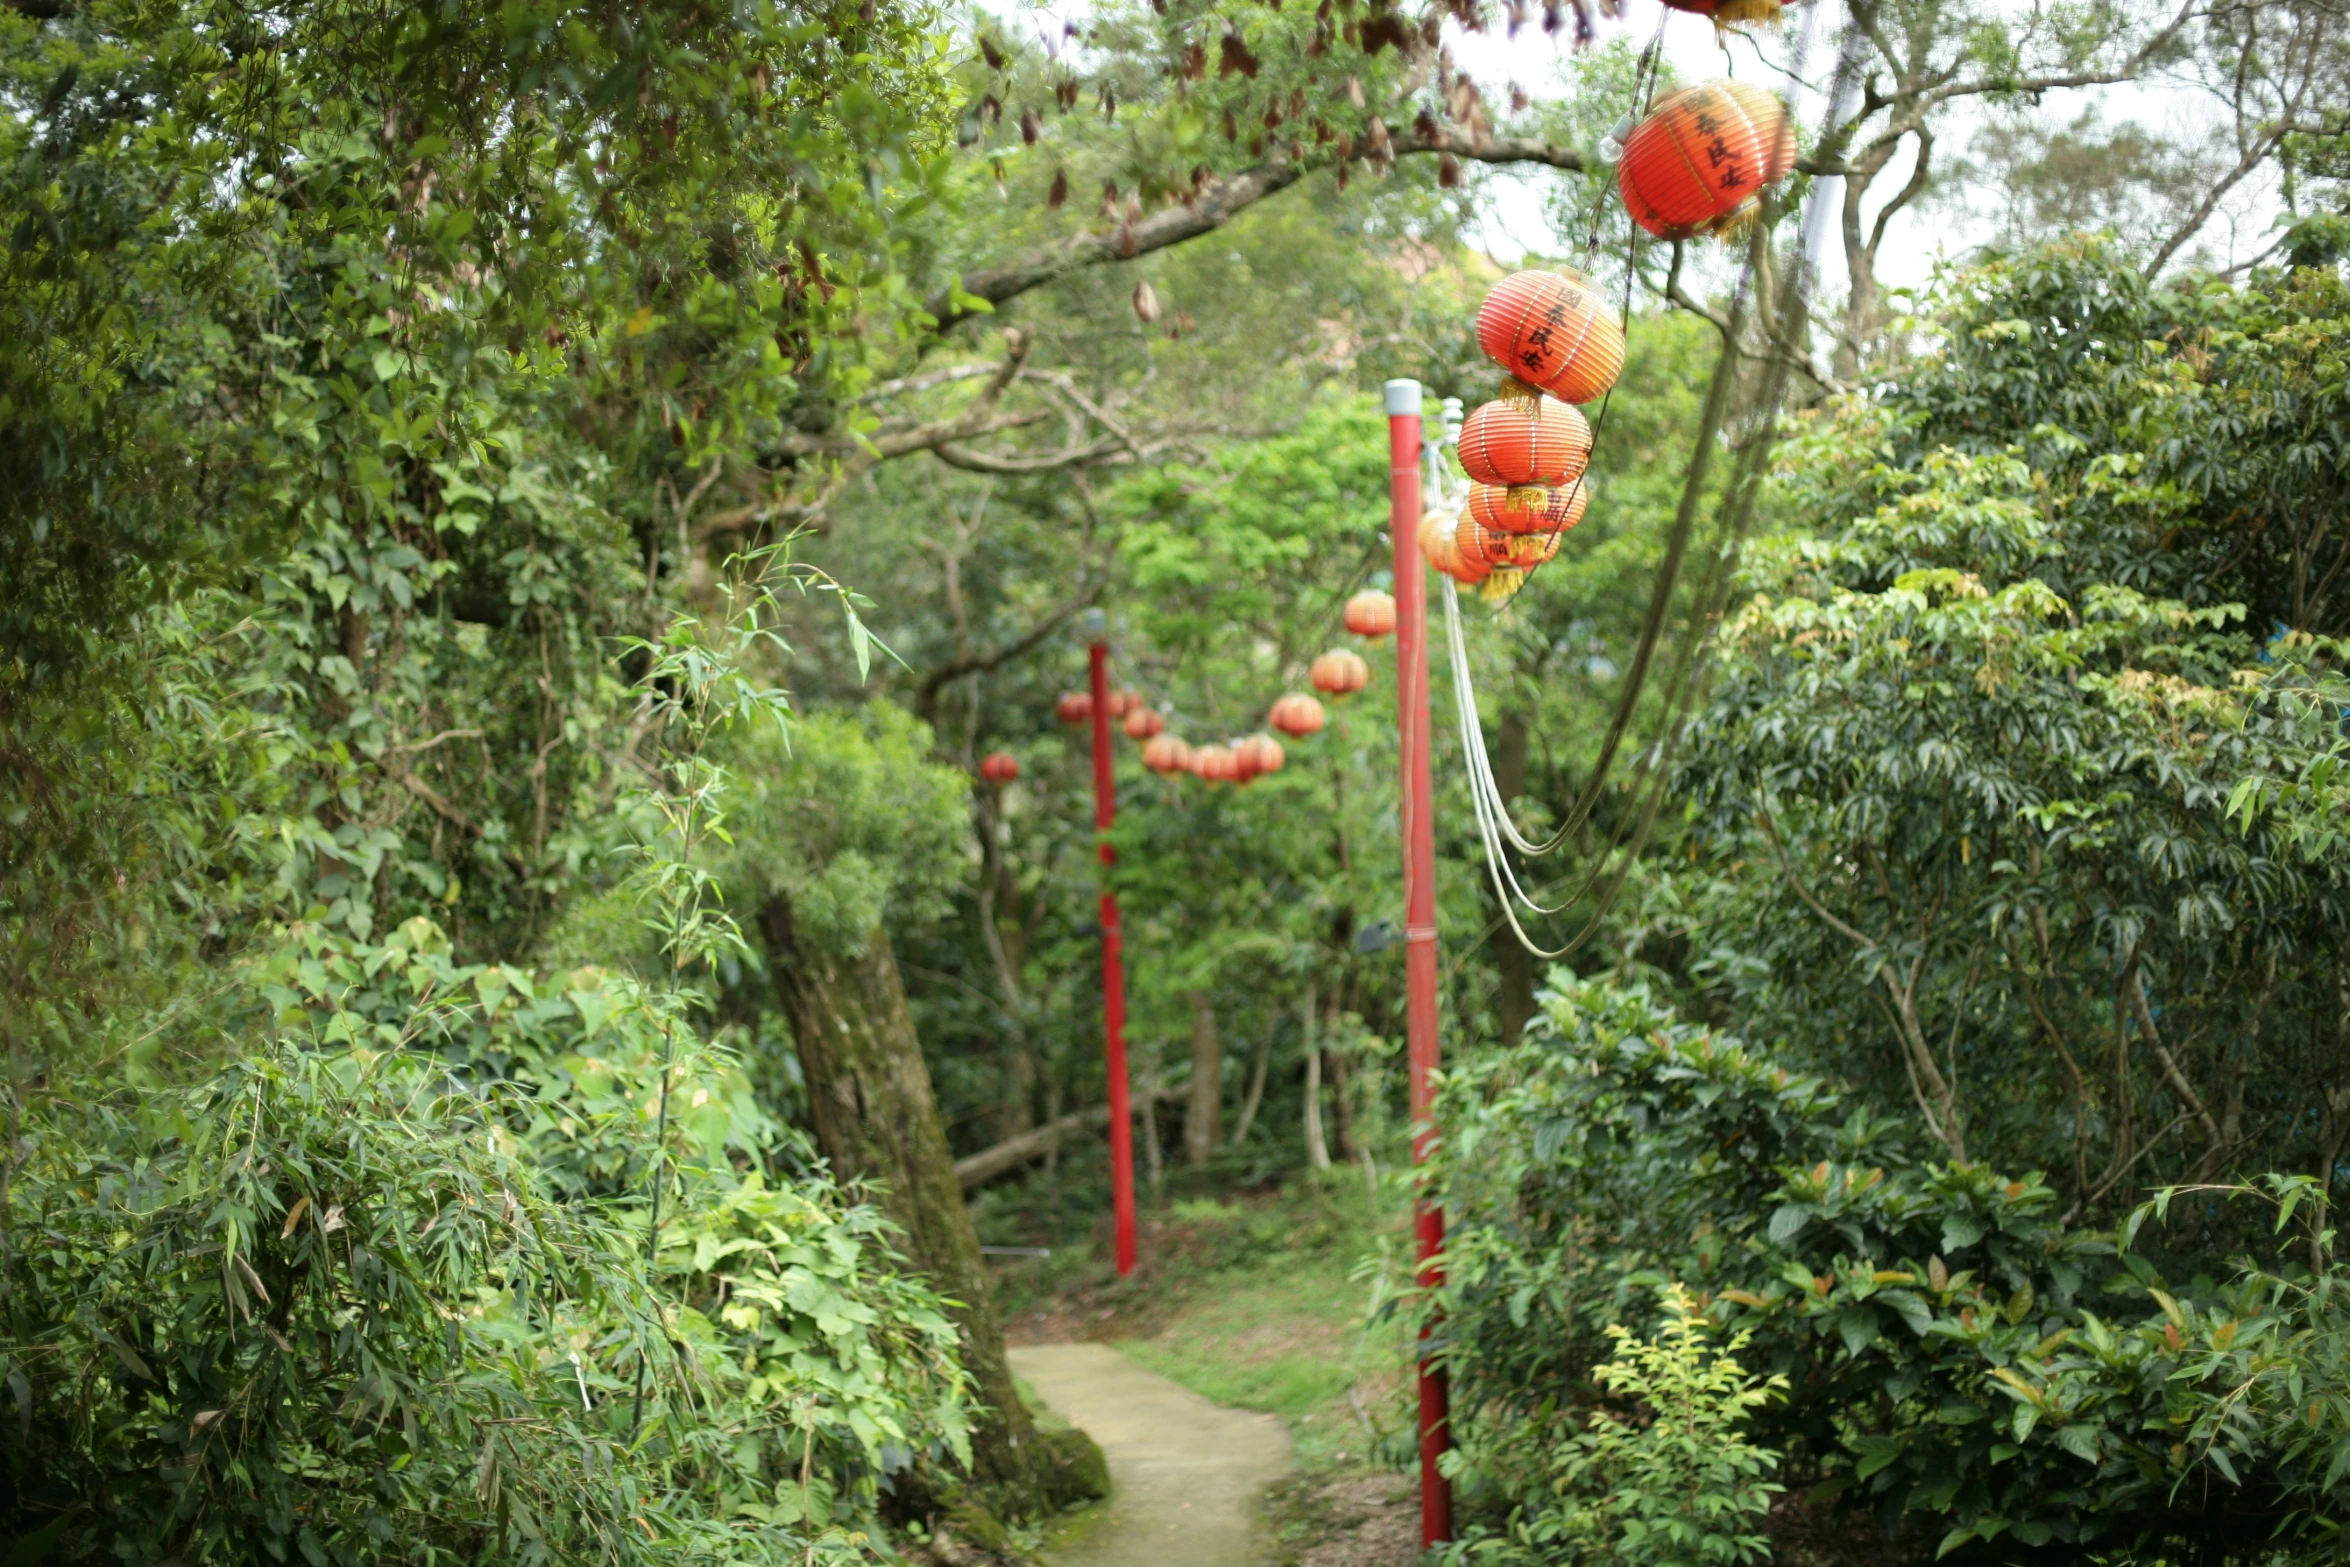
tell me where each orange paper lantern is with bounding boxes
[1143,734,1194,775]
[1458,516,1565,573]
[1475,270,1626,404]
[1619,80,1795,240]
[1268,694,1327,737]
[1309,650,1370,696]
[1343,589,1397,639]
[1124,706,1166,739]
[1235,734,1285,780]
[1662,0,1783,21]
[1457,396,1592,491]
[1467,480,1590,537]
[1420,510,1488,585]
[978,751,1020,784]
[1191,743,1237,783]
[1055,691,1092,724]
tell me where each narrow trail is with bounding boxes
[1009,1343,1294,1567]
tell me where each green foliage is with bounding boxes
[1444,1285,1785,1567]
[0,911,972,1563]
[1431,978,2350,1565]
[715,702,973,957]
[1645,239,2350,1236]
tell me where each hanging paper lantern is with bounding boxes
[1467,479,1591,537]
[1420,509,1488,585]
[1055,691,1092,724]
[1309,649,1370,696]
[1143,734,1194,775]
[1105,689,1141,719]
[1124,706,1166,740]
[1343,589,1397,640]
[1268,693,1327,737]
[978,751,1020,785]
[1662,0,1784,22]
[1191,743,1237,783]
[1457,396,1592,492]
[1236,734,1285,779]
[1474,270,1626,405]
[1619,81,1796,240]
[1457,515,1565,574]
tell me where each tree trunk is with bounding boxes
[1327,1041,1361,1162]
[1490,710,1537,1047]
[1185,991,1222,1163]
[1301,979,1330,1170]
[760,900,1105,1526]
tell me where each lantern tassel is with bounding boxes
[1711,0,1783,24]
[1479,569,1526,605]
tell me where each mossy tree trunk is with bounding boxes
[759,899,1105,1531]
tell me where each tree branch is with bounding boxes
[924,129,1585,336]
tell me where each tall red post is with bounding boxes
[1386,378,1451,1544]
[1087,631,1138,1278]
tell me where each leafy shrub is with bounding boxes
[0,919,972,1566]
[1443,1283,1785,1567]
[1429,978,2350,1565]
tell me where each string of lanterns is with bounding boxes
[982,69,1795,792]
[1421,77,1792,604]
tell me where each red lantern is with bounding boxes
[1619,81,1795,240]
[1124,706,1166,740]
[1192,743,1237,783]
[1309,649,1370,696]
[1458,395,1592,492]
[1458,516,1565,574]
[1143,734,1194,775]
[978,751,1020,785]
[1104,689,1141,719]
[1343,589,1397,640]
[1268,694,1327,737]
[1236,734,1284,780]
[1468,480,1590,537]
[1055,691,1092,725]
[1421,510,1488,585]
[1475,270,1626,405]
[1662,0,1783,21]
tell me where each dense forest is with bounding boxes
[4,0,2349,1563]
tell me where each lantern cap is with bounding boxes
[1383,378,1423,416]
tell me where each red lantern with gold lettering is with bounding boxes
[1457,396,1592,493]
[1269,694,1326,737]
[1343,589,1397,640]
[1475,270,1626,405]
[1468,480,1590,537]
[1619,81,1795,240]
[1309,650,1370,696]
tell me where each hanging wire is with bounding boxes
[1451,4,1869,958]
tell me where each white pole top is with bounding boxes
[1384,378,1423,416]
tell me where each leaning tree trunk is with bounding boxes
[760,900,1105,1538]
[1185,991,1223,1163]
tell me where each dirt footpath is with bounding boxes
[1010,1343,1294,1567]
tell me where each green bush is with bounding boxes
[1428,978,2350,1565]
[0,918,972,1566]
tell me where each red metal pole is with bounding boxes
[1387,378,1451,1545]
[1088,636,1138,1278]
